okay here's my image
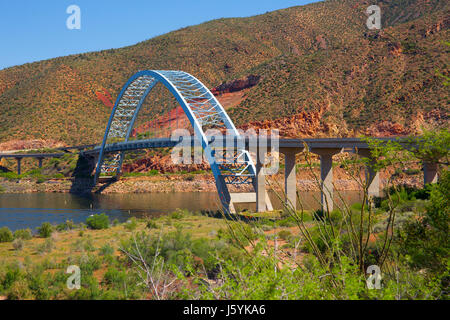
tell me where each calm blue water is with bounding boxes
[0,192,221,232]
[0,191,362,232]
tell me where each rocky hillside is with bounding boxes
[0,0,448,146]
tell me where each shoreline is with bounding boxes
[0,167,424,194]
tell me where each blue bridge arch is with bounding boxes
[95,70,272,213]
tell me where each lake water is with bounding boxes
[0,191,363,232]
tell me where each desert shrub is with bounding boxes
[12,238,24,251]
[37,222,53,238]
[276,216,297,227]
[102,267,127,288]
[146,219,158,229]
[7,279,33,300]
[124,218,138,231]
[0,171,21,180]
[37,238,54,254]
[76,253,102,276]
[26,268,52,300]
[1,264,23,290]
[14,228,32,240]
[302,226,328,254]
[86,213,109,230]
[56,219,75,232]
[72,238,95,252]
[170,208,188,220]
[99,243,114,256]
[0,227,13,242]
[397,170,450,275]
[277,230,292,241]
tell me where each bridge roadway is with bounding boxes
[0,137,438,212]
[0,153,65,175]
[80,136,438,212]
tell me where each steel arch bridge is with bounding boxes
[94,70,272,213]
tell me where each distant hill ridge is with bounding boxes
[0,0,448,145]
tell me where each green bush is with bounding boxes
[102,267,127,288]
[12,238,24,251]
[0,171,21,180]
[397,170,449,275]
[0,227,14,242]
[37,238,54,254]
[146,220,158,229]
[170,209,187,220]
[14,228,32,240]
[277,230,292,241]
[37,222,53,238]
[99,243,114,256]
[124,218,138,231]
[86,214,109,230]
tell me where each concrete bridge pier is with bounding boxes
[254,160,274,213]
[310,148,342,212]
[37,157,43,169]
[280,147,303,211]
[423,161,438,185]
[15,158,22,175]
[358,149,381,198]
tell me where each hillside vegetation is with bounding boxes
[0,0,448,145]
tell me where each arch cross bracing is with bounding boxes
[95,70,272,213]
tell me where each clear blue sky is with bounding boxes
[0,0,320,70]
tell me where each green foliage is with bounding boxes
[146,219,158,229]
[397,170,450,275]
[37,222,53,238]
[86,214,109,230]
[277,230,292,241]
[99,243,114,256]
[72,238,95,252]
[36,238,54,254]
[0,227,13,243]
[56,219,75,232]
[170,209,188,220]
[0,227,14,242]
[0,172,22,180]
[13,228,32,240]
[405,128,450,164]
[12,238,24,251]
[124,218,138,231]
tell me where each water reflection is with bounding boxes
[0,191,363,231]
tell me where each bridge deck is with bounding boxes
[0,153,65,159]
[81,137,411,155]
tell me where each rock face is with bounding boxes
[122,153,209,174]
[211,75,261,95]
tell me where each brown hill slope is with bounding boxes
[0,0,448,146]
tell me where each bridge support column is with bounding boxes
[15,158,22,175]
[255,160,266,213]
[310,148,342,212]
[358,149,380,198]
[253,144,274,213]
[280,147,303,211]
[38,158,43,169]
[423,161,438,185]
